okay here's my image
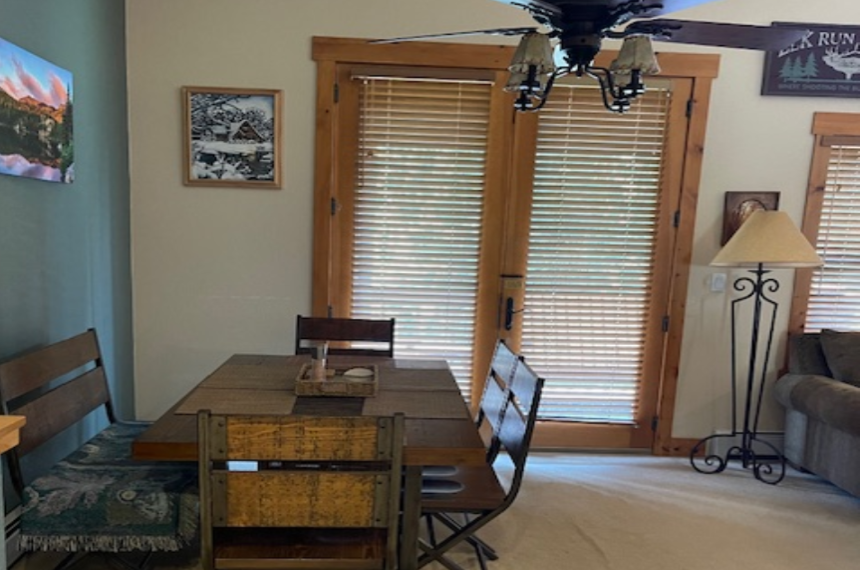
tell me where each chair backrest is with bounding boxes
[198,412,404,569]
[497,360,544,501]
[0,329,115,494]
[476,340,521,462]
[295,316,396,357]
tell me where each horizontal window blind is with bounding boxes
[806,144,860,332]
[350,77,492,396]
[521,83,671,423]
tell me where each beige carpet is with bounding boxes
[14,453,860,570]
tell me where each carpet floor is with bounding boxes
[14,453,860,570]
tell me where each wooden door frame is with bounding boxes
[311,36,719,456]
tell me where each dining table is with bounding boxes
[132,353,486,570]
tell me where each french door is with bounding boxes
[312,37,715,451]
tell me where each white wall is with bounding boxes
[126,0,860,438]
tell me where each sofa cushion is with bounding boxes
[790,375,860,437]
[819,329,860,387]
[787,333,831,376]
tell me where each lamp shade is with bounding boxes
[610,35,661,76]
[504,32,556,93]
[711,210,823,268]
[507,32,555,75]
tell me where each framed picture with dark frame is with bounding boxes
[182,86,282,188]
[722,191,781,245]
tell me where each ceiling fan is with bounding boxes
[372,0,807,113]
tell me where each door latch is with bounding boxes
[504,297,524,331]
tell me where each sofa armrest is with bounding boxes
[785,374,860,438]
[774,373,812,410]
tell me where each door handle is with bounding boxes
[504,297,524,331]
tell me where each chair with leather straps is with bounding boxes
[198,411,405,570]
[294,315,396,357]
[418,360,545,570]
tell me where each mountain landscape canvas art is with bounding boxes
[0,36,74,183]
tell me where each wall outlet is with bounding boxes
[710,272,727,292]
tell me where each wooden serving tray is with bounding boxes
[295,364,378,397]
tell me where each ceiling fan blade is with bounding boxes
[490,0,563,18]
[623,0,721,18]
[370,26,538,44]
[624,19,808,51]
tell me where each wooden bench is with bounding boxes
[0,329,197,562]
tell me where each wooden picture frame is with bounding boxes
[182,86,282,188]
[721,191,781,245]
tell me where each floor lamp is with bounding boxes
[689,210,822,484]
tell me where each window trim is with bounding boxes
[312,36,719,456]
[789,112,860,334]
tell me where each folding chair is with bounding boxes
[423,339,520,480]
[198,411,404,570]
[418,361,545,570]
[294,315,396,357]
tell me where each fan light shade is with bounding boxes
[504,32,555,92]
[507,32,555,74]
[710,210,822,268]
[610,35,661,75]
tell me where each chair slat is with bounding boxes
[221,472,380,527]
[295,316,395,357]
[489,340,519,387]
[478,377,507,436]
[510,361,540,417]
[13,367,111,456]
[0,329,100,402]
[221,416,382,461]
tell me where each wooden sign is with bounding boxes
[763,22,860,98]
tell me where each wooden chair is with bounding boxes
[418,361,545,570]
[423,339,520,482]
[0,329,197,569]
[294,316,396,357]
[198,411,405,570]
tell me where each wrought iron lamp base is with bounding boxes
[689,431,786,485]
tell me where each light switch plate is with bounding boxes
[710,272,727,292]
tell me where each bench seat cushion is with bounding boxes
[19,421,198,552]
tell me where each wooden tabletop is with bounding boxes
[0,415,26,455]
[133,354,486,467]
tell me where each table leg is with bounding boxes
[400,465,422,570]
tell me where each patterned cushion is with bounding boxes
[819,329,860,387]
[19,421,198,553]
[62,421,153,465]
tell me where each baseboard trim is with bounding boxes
[655,438,699,457]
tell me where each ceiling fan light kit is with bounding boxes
[507,32,660,113]
[374,0,809,114]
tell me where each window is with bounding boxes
[312,37,717,451]
[792,113,860,333]
[522,82,671,424]
[351,76,492,394]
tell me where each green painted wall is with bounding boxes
[0,0,133,495]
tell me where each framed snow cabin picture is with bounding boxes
[182,86,282,188]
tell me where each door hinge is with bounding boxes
[651,416,659,432]
[662,315,670,333]
[330,197,337,216]
[673,210,681,228]
[327,305,333,318]
[333,82,340,104]
[686,98,694,118]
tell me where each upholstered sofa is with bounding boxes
[774,330,860,497]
